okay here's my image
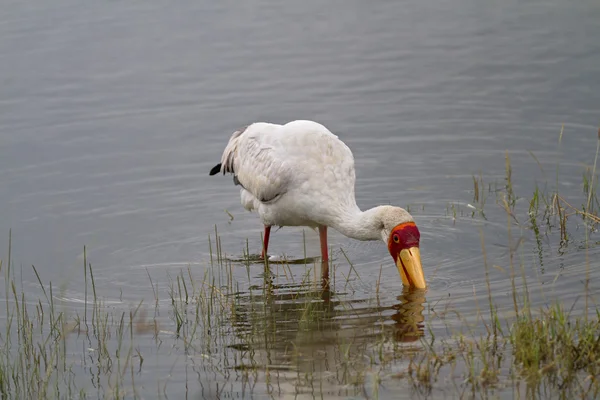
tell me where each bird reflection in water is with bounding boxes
[227,266,426,398]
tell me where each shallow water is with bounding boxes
[1,0,600,398]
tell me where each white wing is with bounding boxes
[212,122,291,204]
[210,120,357,225]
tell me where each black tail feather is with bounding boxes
[209,163,222,176]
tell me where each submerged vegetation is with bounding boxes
[0,127,599,399]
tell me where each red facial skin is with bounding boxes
[387,222,421,262]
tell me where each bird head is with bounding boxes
[379,207,426,289]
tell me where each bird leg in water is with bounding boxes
[319,226,329,262]
[261,225,271,259]
[319,226,330,286]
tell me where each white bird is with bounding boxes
[209,120,426,288]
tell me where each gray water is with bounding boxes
[1,0,600,398]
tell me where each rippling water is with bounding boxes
[1,0,600,398]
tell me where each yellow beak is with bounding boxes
[396,247,426,289]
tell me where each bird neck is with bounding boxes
[330,206,386,242]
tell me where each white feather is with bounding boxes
[213,119,414,242]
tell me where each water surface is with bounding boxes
[1,0,600,398]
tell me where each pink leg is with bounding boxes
[319,226,330,288]
[261,225,271,259]
[319,226,329,263]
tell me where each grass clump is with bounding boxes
[510,305,600,397]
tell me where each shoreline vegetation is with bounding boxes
[1,128,599,399]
